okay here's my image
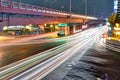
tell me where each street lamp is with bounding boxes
[70,0,72,17]
[84,0,87,23]
[20,0,22,4]
[94,7,95,17]
[19,0,22,8]
[43,0,48,8]
[84,0,87,18]
[50,0,57,9]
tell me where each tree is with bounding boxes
[108,13,117,26]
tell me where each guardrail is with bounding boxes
[105,39,120,52]
[105,44,120,52]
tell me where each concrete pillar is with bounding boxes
[7,14,10,26]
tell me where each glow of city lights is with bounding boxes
[115,32,120,34]
[55,26,58,29]
[106,22,110,25]
[29,24,32,27]
[114,27,120,30]
[26,25,32,31]
[50,24,53,28]
[3,26,8,30]
[72,14,97,20]
[109,27,112,30]
[115,23,119,27]
[44,24,47,26]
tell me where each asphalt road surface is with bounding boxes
[62,42,120,80]
[1,26,119,80]
[43,28,120,80]
[0,37,66,67]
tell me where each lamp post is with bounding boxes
[20,0,22,5]
[94,7,95,17]
[84,0,87,23]
[19,0,22,8]
[43,0,47,8]
[50,0,57,9]
[20,0,22,3]
[70,0,72,17]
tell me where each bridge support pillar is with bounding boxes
[7,14,10,26]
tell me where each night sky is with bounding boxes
[13,0,114,18]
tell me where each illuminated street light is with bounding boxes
[50,24,53,28]
[3,26,8,30]
[115,23,119,27]
[44,24,47,26]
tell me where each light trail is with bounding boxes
[0,28,94,47]
[94,25,120,53]
[10,28,99,80]
[0,28,100,80]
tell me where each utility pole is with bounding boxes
[70,0,72,17]
[44,0,47,8]
[84,0,87,23]
[20,0,22,3]
[50,0,57,9]
[7,14,10,26]
[19,0,22,8]
[94,8,95,17]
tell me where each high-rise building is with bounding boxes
[117,0,120,14]
[110,0,120,38]
[114,0,120,22]
[114,0,118,13]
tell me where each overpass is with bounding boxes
[0,0,97,31]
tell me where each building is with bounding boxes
[107,0,119,38]
[110,0,120,39]
[115,0,120,22]
[57,23,83,36]
[114,0,118,13]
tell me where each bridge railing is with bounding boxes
[26,4,32,10]
[1,0,8,7]
[0,0,69,16]
[0,0,97,20]
[13,2,19,8]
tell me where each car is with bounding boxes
[101,34,108,38]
